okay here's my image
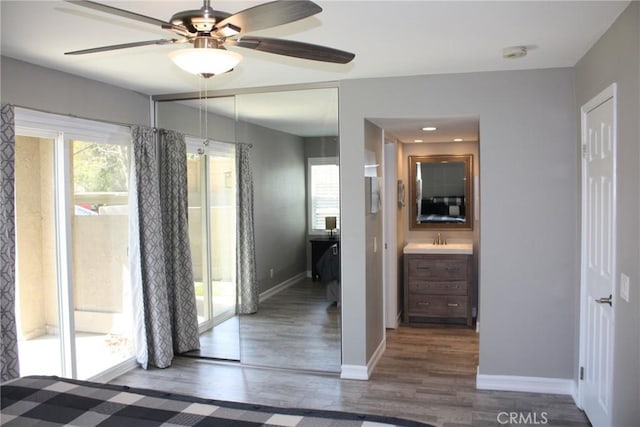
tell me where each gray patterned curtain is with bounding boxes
[236,143,258,314]
[0,104,19,381]
[130,126,199,369]
[158,130,199,354]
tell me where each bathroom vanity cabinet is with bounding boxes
[403,252,473,326]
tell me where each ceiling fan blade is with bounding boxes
[65,38,183,55]
[228,37,355,64]
[215,1,321,35]
[64,0,188,34]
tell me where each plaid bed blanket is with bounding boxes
[1,376,432,427]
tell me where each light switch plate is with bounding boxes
[620,273,630,302]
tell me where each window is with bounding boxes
[308,157,339,234]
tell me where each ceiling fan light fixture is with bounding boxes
[169,47,242,78]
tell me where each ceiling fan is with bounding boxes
[64,0,355,77]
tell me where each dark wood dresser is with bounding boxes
[403,253,472,326]
[310,237,339,281]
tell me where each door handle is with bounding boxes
[595,294,612,307]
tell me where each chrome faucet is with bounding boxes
[433,232,447,245]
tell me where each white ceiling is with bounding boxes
[1,0,630,138]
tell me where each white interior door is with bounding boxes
[580,84,616,427]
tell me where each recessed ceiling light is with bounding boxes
[422,126,437,131]
[414,139,423,143]
[453,138,464,142]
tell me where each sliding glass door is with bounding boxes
[208,150,236,322]
[15,134,63,376]
[14,110,134,380]
[71,139,133,379]
[185,138,238,359]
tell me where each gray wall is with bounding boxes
[237,122,307,293]
[304,136,338,159]
[340,69,578,379]
[1,57,150,126]
[574,2,640,425]
[420,162,465,198]
[156,100,235,143]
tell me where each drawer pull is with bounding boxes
[418,302,430,306]
[447,303,459,307]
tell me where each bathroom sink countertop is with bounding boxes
[403,242,473,255]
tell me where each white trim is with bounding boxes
[382,139,398,330]
[259,272,307,303]
[340,364,368,380]
[340,338,386,380]
[367,337,386,378]
[87,357,138,384]
[577,82,617,411]
[55,133,77,378]
[385,312,401,330]
[15,107,130,144]
[476,373,575,395]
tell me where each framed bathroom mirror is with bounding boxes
[409,154,473,230]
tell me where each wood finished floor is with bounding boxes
[183,278,341,372]
[110,325,590,427]
[239,278,341,372]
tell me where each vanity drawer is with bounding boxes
[409,280,467,295]
[408,295,468,318]
[407,257,468,281]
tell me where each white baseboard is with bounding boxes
[340,364,368,380]
[259,272,307,303]
[88,357,138,383]
[341,337,386,381]
[385,312,401,329]
[367,337,386,378]
[476,373,575,395]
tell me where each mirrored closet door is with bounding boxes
[155,87,341,372]
[157,96,241,361]
[235,88,341,372]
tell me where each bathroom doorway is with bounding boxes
[370,116,480,330]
